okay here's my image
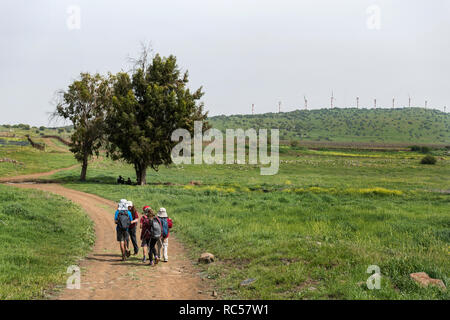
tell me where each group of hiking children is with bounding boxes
[115,199,173,265]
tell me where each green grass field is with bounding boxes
[0,185,94,299]
[0,125,78,179]
[0,145,77,178]
[43,147,449,300]
[1,115,449,300]
[0,127,76,178]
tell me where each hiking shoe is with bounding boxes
[163,259,168,263]
[122,254,126,261]
[134,250,139,255]
[149,261,154,266]
[142,256,147,263]
[126,250,131,258]
[155,256,160,264]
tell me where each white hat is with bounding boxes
[157,207,167,218]
[118,199,128,211]
[127,201,133,207]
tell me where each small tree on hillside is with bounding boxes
[54,73,111,181]
[106,51,208,185]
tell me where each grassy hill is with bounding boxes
[208,108,449,144]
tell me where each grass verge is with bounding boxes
[0,185,94,299]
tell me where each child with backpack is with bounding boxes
[114,199,134,261]
[156,208,173,262]
[141,206,163,265]
[140,206,153,263]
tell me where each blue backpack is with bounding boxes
[161,218,169,238]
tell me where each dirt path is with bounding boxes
[0,165,79,183]
[6,181,213,300]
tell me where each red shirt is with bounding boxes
[128,210,139,229]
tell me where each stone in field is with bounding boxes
[198,252,215,264]
[410,272,446,291]
[240,278,257,287]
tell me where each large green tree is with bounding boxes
[106,53,208,185]
[55,73,111,181]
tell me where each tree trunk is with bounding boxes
[80,154,88,181]
[135,164,147,185]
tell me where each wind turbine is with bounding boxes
[374,98,377,109]
[356,97,359,109]
[392,98,395,109]
[304,96,308,110]
[408,94,411,108]
[278,101,282,113]
[252,103,255,115]
[331,91,334,108]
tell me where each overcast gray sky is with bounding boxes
[0,0,449,126]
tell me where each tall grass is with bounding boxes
[0,185,94,299]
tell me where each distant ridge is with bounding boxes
[208,108,449,144]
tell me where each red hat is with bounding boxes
[143,205,151,212]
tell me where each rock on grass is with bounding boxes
[198,252,215,264]
[410,272,446,291]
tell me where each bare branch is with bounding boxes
[126,41,154,73]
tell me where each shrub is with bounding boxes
[420,155,437,165]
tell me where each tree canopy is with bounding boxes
[105,53,208,185]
